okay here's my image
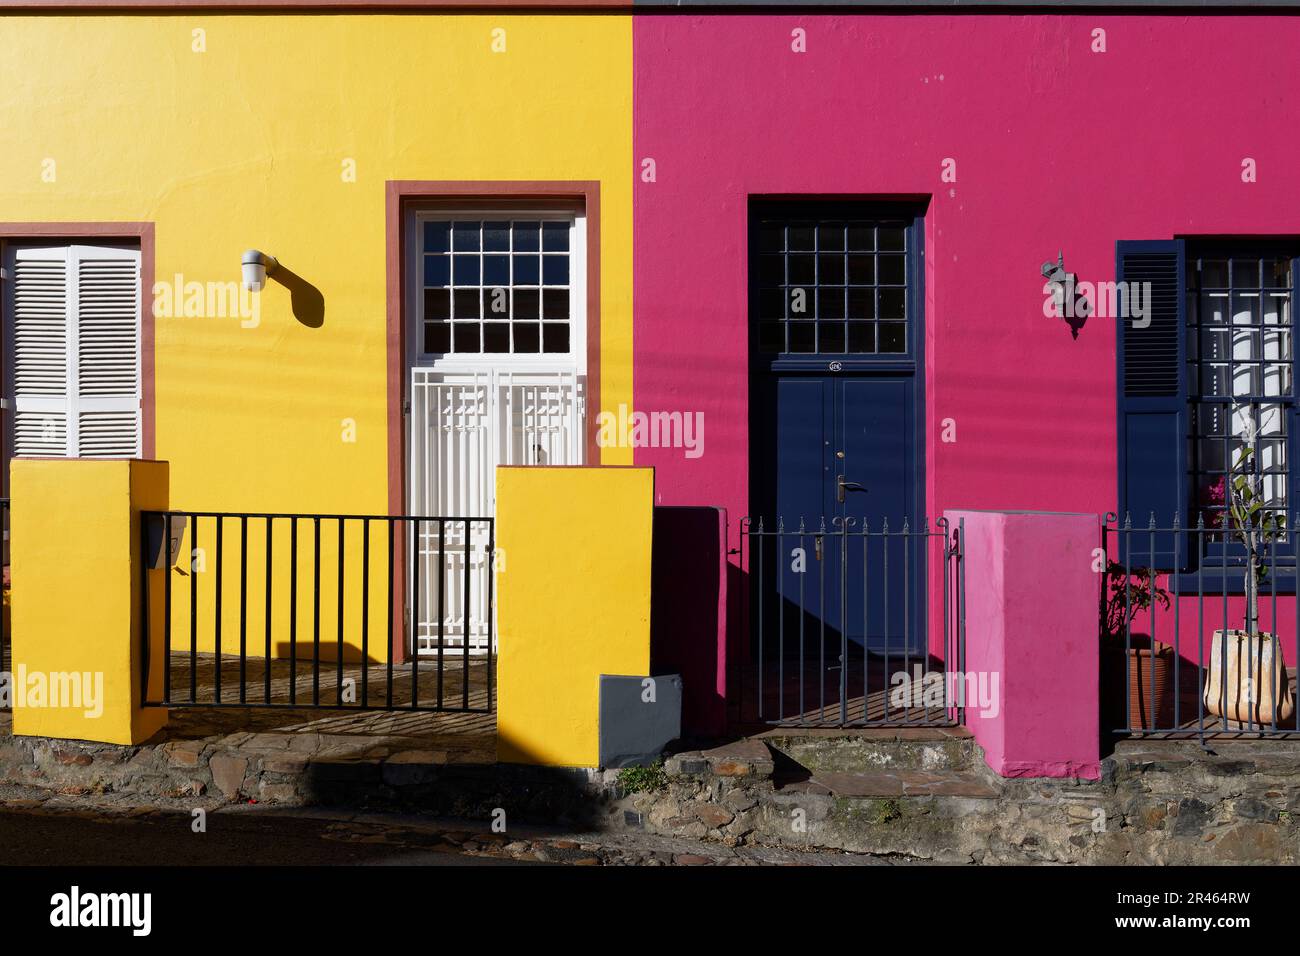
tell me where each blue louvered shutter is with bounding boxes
[1116,239,1188,570]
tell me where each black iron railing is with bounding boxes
[740,515,965,728]
[1106,512,1300,739]
[141,511,494,713]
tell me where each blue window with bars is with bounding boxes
[752,214,912,357]
[1117,239,1298,578]
[421,217,572,355]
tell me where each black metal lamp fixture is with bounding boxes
[1041,250,1091,338]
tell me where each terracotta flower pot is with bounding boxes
[1110,635,1174,731]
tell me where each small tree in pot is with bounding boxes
[1103,560,1173,730]
[1207,435,1295,724]
[1104,560,1170,643]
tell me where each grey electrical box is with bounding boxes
[598,673,683,769]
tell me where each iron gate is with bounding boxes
[742,514,965,727]
[140,510,494,713]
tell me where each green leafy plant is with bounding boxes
[1104,560,1170,640]
[1225,433,1287,638]
[617,760,667,795]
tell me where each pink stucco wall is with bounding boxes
[633,15,1300,685]
[950,510,1101,779]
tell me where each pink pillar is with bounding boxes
[948,510,1101,780]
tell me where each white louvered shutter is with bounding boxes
[6,245,69,455]
[71,246,141,456]
[4,243,140,458]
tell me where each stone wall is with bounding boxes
[614,736,1300,864]
[3,716,1297,864]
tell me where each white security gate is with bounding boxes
[409,368,585,654]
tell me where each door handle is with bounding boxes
[837,475,867,504]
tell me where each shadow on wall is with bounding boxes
[271,262,325,328]
[650,506,727,736]
[272,642,381,665]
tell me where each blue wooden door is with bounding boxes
[762,373,919,654]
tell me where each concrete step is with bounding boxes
[759,727,978,776]
[664,738,775,779]
[778,768,999,800]
[640,732,1003,860]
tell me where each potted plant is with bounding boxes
[1204,436,1295,725]
[1102,560,1174,730]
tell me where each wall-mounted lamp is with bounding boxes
[1041,250,1091,338]
[242,250,279,292]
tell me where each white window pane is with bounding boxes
[1264,291,1291,325]
[1259,404,1286,436]
[1231,291,1260,325]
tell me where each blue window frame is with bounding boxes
[750,203,922,371]
[420,217,573,356]
[1117,239,1300,588]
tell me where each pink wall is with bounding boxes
[951,510,1101,779]
[633,15,1300,683]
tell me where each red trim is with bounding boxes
[0,222,157,467]
[384,181,601,661]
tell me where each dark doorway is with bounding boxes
[746,200,928,724]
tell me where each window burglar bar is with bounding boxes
[1106,513,1300,740]
[741,515,965,728]
[140,511,494,713]
[1189,252,1294,541]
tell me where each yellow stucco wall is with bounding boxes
[496,466,652,767]
[1,15,633,660]
[0,13,633,502]
[9,459,169,744]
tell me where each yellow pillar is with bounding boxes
[496,467,653,767]
[10,459,169,744]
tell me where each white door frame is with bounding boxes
[402,205,589,655]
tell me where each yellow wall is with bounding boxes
[9,459,169,744]
[0,13,633,503]
[496,466,652,767]
[0,14,633,658]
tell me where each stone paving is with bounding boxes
[0,702,497,810]
[0,781,900,866]
[5,701,1300,864]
